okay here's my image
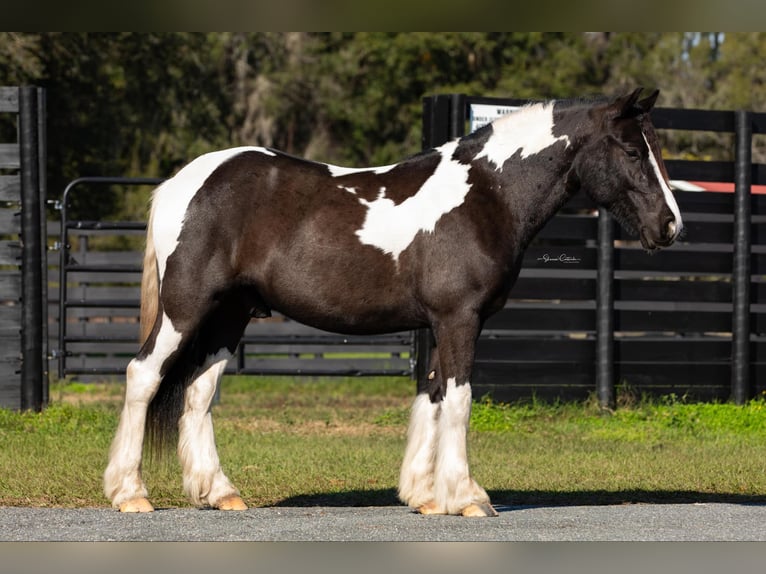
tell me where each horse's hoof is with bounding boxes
[461,503,498,517]
[416,501,444,515]
[118,498,154,513]
[217,495,248,511]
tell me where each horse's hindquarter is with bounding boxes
[218,154,423,334]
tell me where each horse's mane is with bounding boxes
[550,94,611,109]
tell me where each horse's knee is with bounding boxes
[125,358,161,404]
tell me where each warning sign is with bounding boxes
[469,103,520,133]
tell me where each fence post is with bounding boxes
[732,110,752,405]
[37,87,48,405]
[19,86,45,411]
[596,208,615,410]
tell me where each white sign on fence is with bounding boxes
[469,103,520,133]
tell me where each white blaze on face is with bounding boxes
[475,102,571,171]
[151,146,276,279]
[351,140,472,262]
[642,132,683,239]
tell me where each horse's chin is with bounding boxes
[638,228,657,251]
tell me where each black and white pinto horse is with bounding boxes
[104,88,682,516]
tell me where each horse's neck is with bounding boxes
[487,144,581,252]
[507,158,579,249]
[468,103,588,250]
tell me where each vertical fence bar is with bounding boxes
[596,208,615,410]
[37,87,48,405]
[57,183,69,380]
[19,86,44,411]
[732,110,752,404]
[449,94,467,139]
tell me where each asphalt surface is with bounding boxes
[3,502,766,541]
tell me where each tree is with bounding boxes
[2,32,763,221]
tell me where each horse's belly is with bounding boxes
[257,265,420,335]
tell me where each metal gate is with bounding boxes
[56,177,415,380]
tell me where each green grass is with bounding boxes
[1,376,766,508]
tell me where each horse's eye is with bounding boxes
[625,148,641,161]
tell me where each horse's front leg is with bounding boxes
[399,346,441,511]
[178,356,247,510]
[426,315,496,517]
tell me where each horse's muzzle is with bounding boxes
[640,215,680,251]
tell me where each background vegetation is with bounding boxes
[2,32,766,220]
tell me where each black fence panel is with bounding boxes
[47,94,766,408]
[0,86,46,411]
[424,94,766,404]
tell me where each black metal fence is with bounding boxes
[423,94,766,405]
[5,88,765,410]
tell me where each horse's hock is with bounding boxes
[0,86,47,411]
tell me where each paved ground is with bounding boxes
[2,502,766,541]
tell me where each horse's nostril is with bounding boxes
[668,220,677,237]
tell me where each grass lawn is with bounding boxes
[1,376,765,508]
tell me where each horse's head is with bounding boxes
[575,88,683,250]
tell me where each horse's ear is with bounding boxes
[609,87,644,119]
[636,89,660,113]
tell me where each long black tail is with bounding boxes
[144,337,205,462]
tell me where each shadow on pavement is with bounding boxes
[273,487,766,509]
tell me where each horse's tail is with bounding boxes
[141,188,187,461]
[140,193,159,345]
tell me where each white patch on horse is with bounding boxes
[328,163,396,177]
[151,146,274,280]
[476,102,570,171]
[103,311,184,508]
[399,393,440,508]
[178,352,240,507]
[434,378,488,514]
[352,140,471,261]
[642,131,683,239]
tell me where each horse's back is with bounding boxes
[150,146,427,334]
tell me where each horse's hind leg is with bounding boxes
[104,315,184,512]
[177,291,253,510]
[177,355,246,510]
